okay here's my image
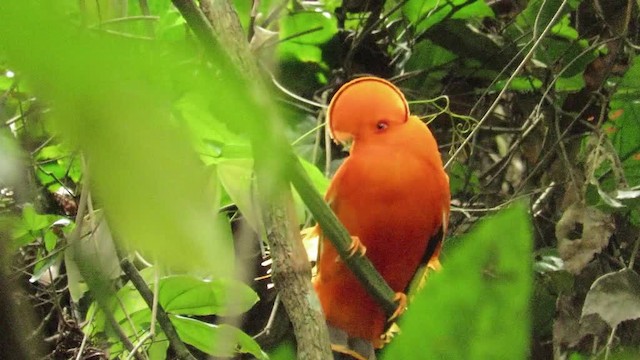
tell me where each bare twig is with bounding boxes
[75,311,95,360]
[445,0,570,170]
[628,234,640,270]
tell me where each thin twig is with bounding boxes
[75,310,95,360]
[126,333,154,360]
[444,0,570,170]
[604,325,617,360]
[151,268,159,337]
[119,258,197,360]
[98,15,159,25]
[628,234,640,269]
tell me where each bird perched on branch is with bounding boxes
[312,77,450,359]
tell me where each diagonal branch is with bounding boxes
[119,257,197,360]
[288,155,398,316]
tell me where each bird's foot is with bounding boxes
[347,235,367,257]
[388,292,407,322]
[335,236,367,263]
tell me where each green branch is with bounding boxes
[288,154,398,316]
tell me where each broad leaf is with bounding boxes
[279,11,338,45]
[582,269,640,328]
[383,203,532,359]
[170,315,268,360]
[556,203,614,274]
[403,0,494,33]
[159,275,259,316]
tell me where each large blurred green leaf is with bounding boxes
[174,91,247,161]
[217,158,260,229]
[383,203,532,359]
[0,1,235,274]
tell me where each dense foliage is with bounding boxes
[1,0,639,359]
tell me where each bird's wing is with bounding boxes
[405,207,449,295]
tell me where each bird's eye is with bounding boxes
[376,120,389,131]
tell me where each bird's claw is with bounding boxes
[388,292,407,322]
[347,236,366,257]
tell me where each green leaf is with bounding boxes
[30,252,62,284]
[448,161,480,195]
[384,203,532,359]
[403,0,494,33]
[537,38,596,79]
[406,40,457,73]
[174,91,246,161]
[217,158,261,230]
[12,204,60,247]
[555,72,585,92]
[35,144,66,161]
[170,315,268,360]
[551,14,579,40]
[148,333,170,360]
[516,0,570,31]
[279,11,337,45]
[609,57,640,191]
[493,76,543,92]
[424,20,512,72]
[20,203,51,233]
[159,275,258,316]
[278,41,324,63]
[268,340,297,360]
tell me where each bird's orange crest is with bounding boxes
[327,77,410,144]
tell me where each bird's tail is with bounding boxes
[328,325,377,360]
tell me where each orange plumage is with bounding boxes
[313,77,450,348]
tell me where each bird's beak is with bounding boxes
[332,130,354,152]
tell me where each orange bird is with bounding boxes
[312,77,450,354]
